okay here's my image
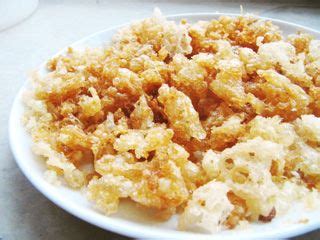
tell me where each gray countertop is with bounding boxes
[1,0,320,239]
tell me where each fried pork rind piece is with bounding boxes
[154,142,208,190]
[89,113,129,159]
[130,95,154,129]
[157,84,206,140]
[38,48,106,103]
[288,32,314,54]
[257,69,311,120]
[243,115,297,148]
[208,115,246,151]
[178,181,234,233]
[307,40,320,63]
[291,140,320,177]
[196,115,320,232]
[23,93,87,188]
[32,141,85,188]
[242,116,297,177]
[88,122,206,214]
[258,41,312,88]
[113,125,206,187]
[23,93,54,138]
[211,58,244,108]
[208,41,264,114]
[169,53,214,102]
[88,153,189,214]
[201,102,237,131]
[295,115,320,145]
[115,8,192,59]
[58,125,91,149]
[79,87,102,117]
[202,138,286,220]
[86,174,135,214]
[212,40,312,120]
[237,43,312,118]
[306,40,320,85]
[189,15,282,53]
[114,126,174,159]
[241,114,320,178]
[293,115,320,177]
[239,47,269,74]
[240,114,320,186]
[112,68,144,97]
[275,180,320,214]
[308,36,320,113]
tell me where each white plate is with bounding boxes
[0,0,38,31]
[9,13,320,239]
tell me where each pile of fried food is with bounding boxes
[24,10,320,232]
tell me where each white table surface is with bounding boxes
[1,0,320,239]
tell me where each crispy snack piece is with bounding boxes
[114,126,174,159]
[202,138,286,220]
[189,15,282,53]
[169,53,213,102]
[130,95,154,129]
[208,40,264,114]
[256,69,310,120]
[158,84,206,140]
[208,115,246,151]
[179,181,234,232]
[88,154,189,214]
